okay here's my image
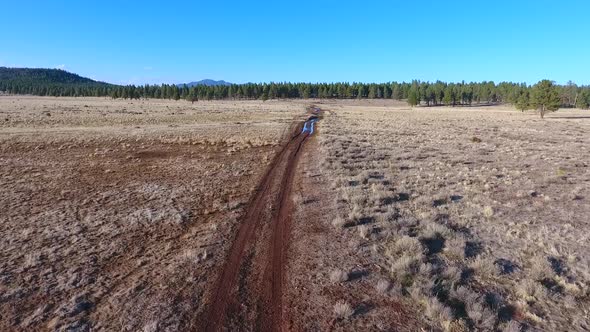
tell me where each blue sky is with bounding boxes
[1,0,589,85]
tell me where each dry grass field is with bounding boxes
[287,100,590,331]
[0,96,304,331]
[2,96,590,331]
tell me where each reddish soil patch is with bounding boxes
[201,116,317,331]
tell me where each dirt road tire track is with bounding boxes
[202,115,315,332]
[259,124,309,332]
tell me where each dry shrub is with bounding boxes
[422,220,453,239]
[469,256,496,279]
[333,300,353,320]
[516,279,546,303]
[483,206,494,218]
[358,225,369,239]
[332,216,346,228]
[347,207,363,224]
[443,266,462,285]
[330,269,349,283]
[425,298,453,328]
[387,236,423,258]
[390,255,421,280]
[443,236,466,261]
[529,255,553,280]
[502,320,522,332]
[375,279,391,294]
[447,319,469,332]
[465,300,496,330]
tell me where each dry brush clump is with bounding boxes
[333,300,354,320]
[317,104,590,330]
[375,279,391,294]
[330,269,349,284]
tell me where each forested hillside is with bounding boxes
[1,67,589,109]
[0,67,114,96]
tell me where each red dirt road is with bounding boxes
[202,113,318,331]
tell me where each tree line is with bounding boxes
[1,68,589,110]
[404,80,590,110]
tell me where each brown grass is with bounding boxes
[0,96,304,331]
[314,101,590,330]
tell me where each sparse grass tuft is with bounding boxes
[447,319,469,332]
[389,255,421,280]
[469,256,496,279]
[443,236,466,261]
[483,206,494,218]
[502,320,522,332]
[358,225,370,239]
[375,279,391,294]
[330,269,349,283]
[333,300,354,320]
[529,256,553,280]
[465,299,496,330]
[516,279,546,302]
[425,298,453,327]
[332,216,346,228]
[347,207,363,224]
[422,220,453,239]
[388,236,423,257]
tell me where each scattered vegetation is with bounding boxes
[317,103,590,330]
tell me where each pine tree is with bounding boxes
[562,81,578,107]
[269,84,278,99]
[576,89,590,109]
[531,80,561,118]
[407,88,419,107]
[515,92,530,111]
[443,86,453,105]
[187,88,198,103]
[368,85,376,99]
[357,85,364,99]
[392,84,402,100]
[302,85,311,99]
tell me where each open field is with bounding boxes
[0,96,305,331]
[2,96,590,331]
[287,101,590,331]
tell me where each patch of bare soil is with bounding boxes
[0,96,303,331]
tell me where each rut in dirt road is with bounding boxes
[202,111,320,332]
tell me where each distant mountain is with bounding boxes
[0,67,111,86]
[178,79,233,87]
